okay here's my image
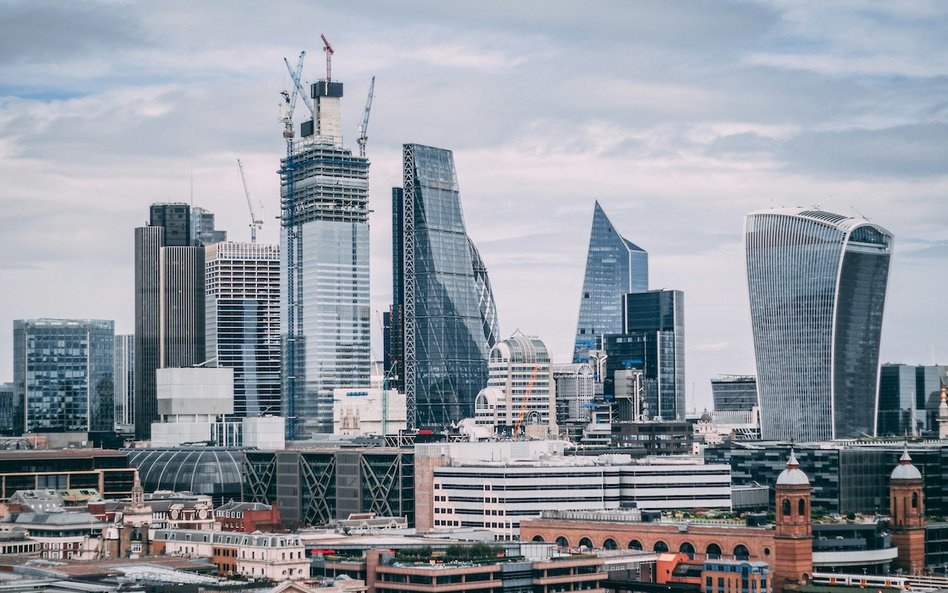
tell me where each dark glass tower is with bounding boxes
[394,144,499,429]
[745,208,892,441]
[573,201,648,362]
[13,319,114,433]
[134,203,206,440]
[602,289,685,420]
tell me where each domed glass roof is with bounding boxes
[124,447,244,503]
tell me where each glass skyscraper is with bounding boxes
[745,208,893,441]
[573,201,648,362]
[206,241,281,418]
[13,319,114,433]
[710,375,758,412]
[114,334,134,433]
[393,144,499,429]
[602,289,685,420]
[280,77,371,438]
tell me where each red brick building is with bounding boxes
[215,500,283,533]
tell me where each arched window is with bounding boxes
[654,541,669,553]
[734,544,750,560]
[579,537,593,550]
[555,536,569,548]
[912,492,919,509]
[798,499,806,516]
[628,540,643,550]
[782,498,791,516]
[604,539,618,550]
[706,543,722,559]
[679,542,695,559]
[532,535,545,542]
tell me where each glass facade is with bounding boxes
[745,209,892,441]
[205,241,281,418]
[126,447,243,505]
[602,289,685,421]
[13,319,114,433]
[398,144,496,429]
[113,334,134,431]
[280,137,371,437]
[573,201,648,362]
[711,376,758,412]
[878,364,917,437]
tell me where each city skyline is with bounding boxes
[1,2,947,412]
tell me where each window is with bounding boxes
[798,499,805,516]
[781,498,790,516]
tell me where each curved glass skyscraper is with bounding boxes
[745,208,892,441]
[395,144,499,429]
[573,202,648,362]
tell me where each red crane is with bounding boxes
[321,33,334,81]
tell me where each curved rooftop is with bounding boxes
[746,207,892,240]
[776,450,810,486]
[124,447,243,504]
[490,332,551,364]
[890,448,922,482]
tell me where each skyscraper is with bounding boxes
[205,241,281,417]
[711,375,758,412]
[877,364,917,437]
[393,144,499,429]
[134,203,208,440]
[603,289,686,421]
[114,334,134,433]
[280,74,371,438]
[13,319,114,434]
[573,201,648,362]
[745,208,892,441]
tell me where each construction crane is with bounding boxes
[236,158,263,243]
[284,56,315,119]
[280,50,306,441]
[280,51,305,139]
[514,365,541,437]
[357,76,375,158]
[321,33,334,81]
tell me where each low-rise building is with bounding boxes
[152,529,308,581]
[215,500,283,533]
[0,528,40,557]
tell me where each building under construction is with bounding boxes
[279,40,372,438]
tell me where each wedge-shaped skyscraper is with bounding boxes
[392,144,499,429]
[745,208,892,441]
[573,202,648,362]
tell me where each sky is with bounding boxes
[1,0,947,412]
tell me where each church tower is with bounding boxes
[937,383,948,440]
[890,447,925,574]
[773,451,813,593]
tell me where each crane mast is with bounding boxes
[280,50,306,440]
[236,158,263,243]
[357,76,375,158]
[321,33,334,81]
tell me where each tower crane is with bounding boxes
[236,158,263,243]
[284,56,315,119]
[280,51,306,139]
[357,76,375,158]
[321,33,334,81]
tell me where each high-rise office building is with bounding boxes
[134,203,208,440]
[192,206,227,246]
[877,364,917,437]
[711,375,758,412]
[0,383,15,435]
[917,365,948,431]
[474,333,557,435]
[13,319,114,434]
[205,241,281,417]
[279,74,371,438]
[114,334,134,433]
[393,144,499,429]
[573,201,648,362]
[745,208,892,441]
[602,289,686,421]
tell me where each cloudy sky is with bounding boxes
[1,1,947,411]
